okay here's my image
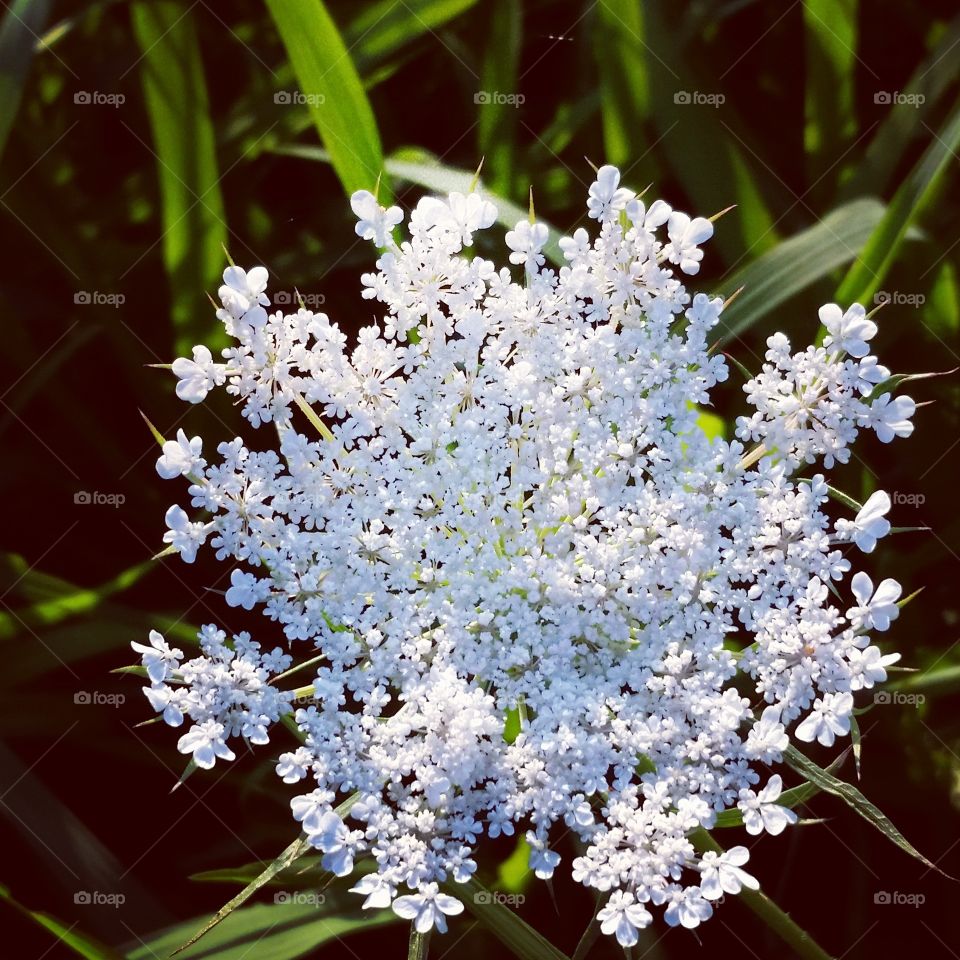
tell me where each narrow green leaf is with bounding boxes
[713,747,850,828]
[836,94,960,307]
[139,409,167,447]
[0,740,166,924]
[927,260,960,337]
[530,92,601,167]
[189,857,326,887]
[170,758,198,794]
[265,0,387,200]
[0,0,51,160]
[711,198,889,343]
[896,586,924,609]
[784,744,950,877]
[0,559,154,640]
[346,0,479,72]
[131,1,228,357]
[644,3,779,262]
[477,0,522,195]
[174,794,359,954]
[594,0,649,168]
[866,367,957,402]
[0,553,93,604]
[722,350,755,383]
[453,876,571,960]
[803,0,857,186]
[825,483,862,512]
[172,834,311,955]
[725,145,779,258]
[0,883,123,960]
[847,14,960,197]
[131,900,398,960]
[893,663,960,697]
[691,831,835,960]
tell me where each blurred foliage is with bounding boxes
[2,1,960,958]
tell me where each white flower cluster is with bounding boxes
[134,165,916,945]
[736,303,914,468]
[135,626,294,769]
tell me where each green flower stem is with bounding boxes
[294,393,336,442]
[408,926,431,960]
[571,912,601,960]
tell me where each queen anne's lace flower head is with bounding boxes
[135,166,917,943]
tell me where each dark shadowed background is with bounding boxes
[2,1,960,957]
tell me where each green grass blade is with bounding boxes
[452,877,572,960]
[643,3,778,262]
[845,14,960,197]
[803,0,857,187]
[265,0,387,200]
[477,0,522,195]
[836,94,960,307]
[132,900,398,960]
[893,662,960,697]
[711,198,888,343]
[0,559,153,640]
[865,367,956,402]
[172,834,311,955]
[346,0,479,72]
[0,0,51,161]
[131,1,228,356]
[0,883,123,960]
[594,0,649,168]
[529,92,601,167]
[189,857,326,886]
[927,260,960,336]
[713,747,850,828]
[1,552,85,604]
[174,795,357,954]
[785,744,950,877]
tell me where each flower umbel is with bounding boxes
[135,165,918,943]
